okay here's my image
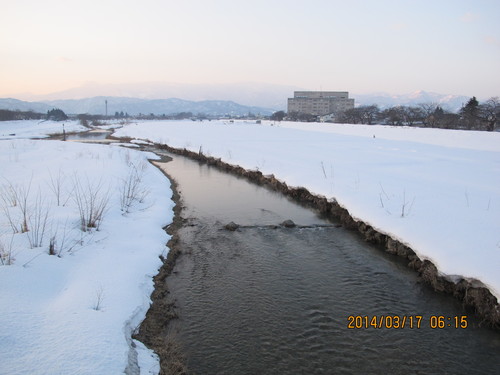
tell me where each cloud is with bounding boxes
[460,12,479,23]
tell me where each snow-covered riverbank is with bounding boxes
[115,120,500,301]
[0,126,173,374]
[0,120,86,140]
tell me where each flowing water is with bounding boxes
[65,129,113,141]
[154,151,500,375]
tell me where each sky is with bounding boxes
[1,0,499,99]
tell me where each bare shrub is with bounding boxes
[123,150,132,166]
[0,235,15,265]
[1,200,19,234]
[49,219,80,256]
[72,176,110,232]
[400,189,416,218]
[0,178,32,233]
[119,161,149,213]
[379,183,390,210]
[16,179,32,233]
[48,235,56,256]
[0,180,19,207]
[47,169,69,206]
[92,285,105,311]
[26,191,50,248]
[320,161,327,179]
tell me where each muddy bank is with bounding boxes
[133,162,188,375]
[151,142,499,329]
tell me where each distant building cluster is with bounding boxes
[287,91,355,118]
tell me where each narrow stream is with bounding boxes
[154,151,500,375]
[65,129,112,141]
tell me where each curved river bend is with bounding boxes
[152,151,499,375]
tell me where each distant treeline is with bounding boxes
[0,108,68,122]
[0,109,44,121]
[1,109,225,123]
[282,96,500,131]
[4,96,499,132]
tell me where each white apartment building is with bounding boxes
[287,91,355,116]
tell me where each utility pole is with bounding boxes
[105,100,108,117]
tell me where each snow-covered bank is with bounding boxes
[0,138,173,374]
[0,120,86,139]
[114,120,500,301]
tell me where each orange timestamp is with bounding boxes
[347,315,468,329]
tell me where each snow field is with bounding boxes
[114,120,500,300]
[0,138,173,374]
[0,120,86,140]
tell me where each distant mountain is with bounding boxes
[3,88,477,117]
[18,82,302,110]
[352,90,470,112]
[0,96,275,117]
[0,98,53,113]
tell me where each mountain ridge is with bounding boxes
[353,90,470,112]
[15,82,301,110]
[16,81,477,112]
[0,96,275,117]
[1,88,481,116]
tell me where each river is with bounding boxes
[152,150,500,375]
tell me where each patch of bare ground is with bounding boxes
[133,164,189,375]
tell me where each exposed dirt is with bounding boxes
[133,161,189,375]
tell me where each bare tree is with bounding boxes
[402,106,425,126]
[380,106,405,126]
[478,97,499,131]
[359,105,380,124]
[419,102,439,127]
[337,105,380,125]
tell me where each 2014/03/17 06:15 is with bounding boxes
[347,315,468,329]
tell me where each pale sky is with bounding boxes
[1,0,499,99]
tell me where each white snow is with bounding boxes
[114,120,500,300]
[0,120,86,140]
[0,125,173,374]
[1,118,499,374]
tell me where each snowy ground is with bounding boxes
[0,124,173,374]
[0,120,86,140]
[1,118,498,374]
[114,120,500,300]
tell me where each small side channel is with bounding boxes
[151,151,500,375]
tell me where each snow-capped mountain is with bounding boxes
[353,90,471,112]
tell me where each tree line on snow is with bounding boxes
[279,96,500,131]
[0,108,208,123]
[0,108,68,122]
